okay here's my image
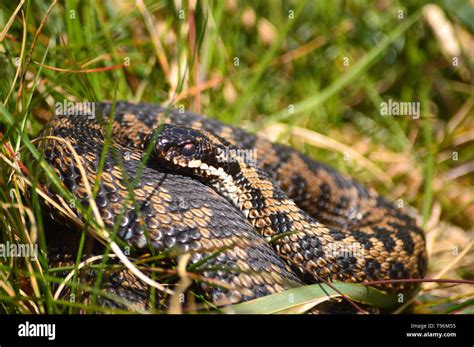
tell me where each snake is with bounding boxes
[37,101,427,311]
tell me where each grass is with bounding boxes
[0,0,473,314]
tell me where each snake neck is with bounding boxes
[204,153,321,236]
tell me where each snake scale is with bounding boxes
[38,101,427,310]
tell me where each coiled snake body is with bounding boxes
[39,101,427,308]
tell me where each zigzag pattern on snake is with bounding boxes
[37,101,427,309]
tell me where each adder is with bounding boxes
[38,101,427,310]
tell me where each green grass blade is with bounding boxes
[230,1,307,122]
[260,9,422,128]
[228,283,398,314]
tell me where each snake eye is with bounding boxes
[182,143,196,156]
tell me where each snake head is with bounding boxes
[150,124,216,171]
